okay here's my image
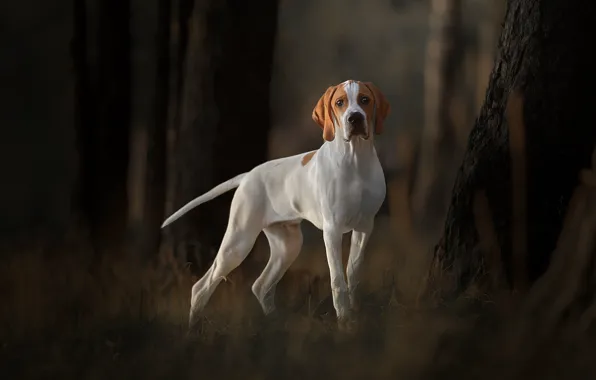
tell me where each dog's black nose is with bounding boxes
[347,112,364,125]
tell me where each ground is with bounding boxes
[1,218,596,379]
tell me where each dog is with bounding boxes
[161,80,390,329]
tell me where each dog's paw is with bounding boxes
[186,319,202,339]
[336,314,359,335]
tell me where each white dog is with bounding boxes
[161,80,390,328]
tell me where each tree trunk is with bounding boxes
[126,0,169,258]
[411,0,464,232]
[428,0,596,298]
[0,0,76,246]
[473,0,504,112]
[163,0,279,271]
[73,0,131,249]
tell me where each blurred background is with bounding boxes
[0,0,507,378]
[1,0,504,255]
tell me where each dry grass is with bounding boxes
[0,217,463,380]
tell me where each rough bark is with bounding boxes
[499,148,596,376]
[411,0,464,231]
[163,0,279,271]
[473,0,504,111]
[428,0,596,298]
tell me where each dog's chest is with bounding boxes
[323,170,385,228]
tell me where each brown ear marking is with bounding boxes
[301,150,317,166]
[362,82,390,135]
[312,86,338,141]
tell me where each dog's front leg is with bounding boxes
[323,226,350,323]
[346,221,373,313]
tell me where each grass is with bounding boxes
[1,214,596,380]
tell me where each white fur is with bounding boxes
[161,81,387,328]
[340,80,368,140]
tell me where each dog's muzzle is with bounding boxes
[347,112,368,140]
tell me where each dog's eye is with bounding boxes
[335,99,344,107]
[360,96,370,105]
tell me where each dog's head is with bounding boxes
[312,80,390,142]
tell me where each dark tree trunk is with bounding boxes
[73,0,131,249]
[411,0,464,232]
[0,0,76,247]
[428,0,596,298]
[163,0,279,271]
[72,0,90,229]
[126,0,169,258]
[473,0,504,112]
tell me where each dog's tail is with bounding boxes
[161,173,247,228]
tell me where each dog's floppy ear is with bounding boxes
[363,82,390,135]
[312,85,338,142]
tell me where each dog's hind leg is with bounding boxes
[188,192,263,330]
[251,222,303,315]
[188,227,260,329]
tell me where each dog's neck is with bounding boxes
[322,133,377,169]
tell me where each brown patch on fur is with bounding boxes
[312,86,340,142]
[312,80,390,140]
[301,151,316,166]
[361,81,391,135]
[357,83,376,130]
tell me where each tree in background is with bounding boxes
[427,0,596,300]
[473,0,505,112]
[71,0,279,269]
[163,0,279,270]
[127,0,169,259]
[73,0,132,251]
[411,0,464,233]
